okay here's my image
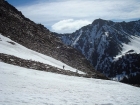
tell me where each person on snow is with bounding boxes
[63,65,65,69]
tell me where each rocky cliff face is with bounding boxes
[56,18,140,82]
[0,0,104,76]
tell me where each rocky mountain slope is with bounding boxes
[56,19,140,84]
[0,0,107,79]
[0,33,106,79]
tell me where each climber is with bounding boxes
[63,65,65,69]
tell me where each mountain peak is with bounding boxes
[57,18,140,85]
[91,18,114,27]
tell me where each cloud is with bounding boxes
[52,19,90,33]
[16,0,140,33]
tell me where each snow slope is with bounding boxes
[0,62,140,105]
[0,34,84,74]
[114,35,140,59]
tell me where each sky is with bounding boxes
[6,0,140,33]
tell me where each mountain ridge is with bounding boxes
[0,0,107,79]
[56,18,140,84]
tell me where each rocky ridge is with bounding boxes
[0,0,94,74]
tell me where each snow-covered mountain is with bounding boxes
[0,1,140,104]
[56,19,140,83]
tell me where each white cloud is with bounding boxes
[52,19,90,33]
[16,0,140,33]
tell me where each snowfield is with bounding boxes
[0,62,140,105]
[114,35,140,60]
[0,34,84,74]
